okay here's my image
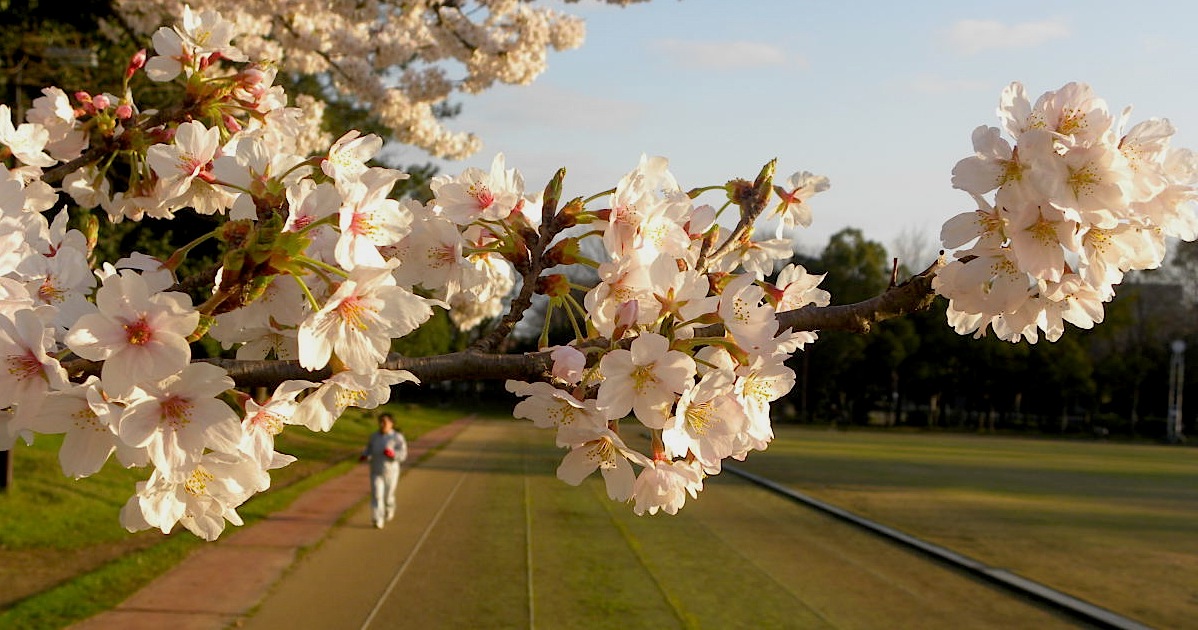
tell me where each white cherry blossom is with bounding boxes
[298,262,433,373]
[596,332,696,429]
[290,370,417,432]
[769,170,829,237]
[0,308,68,421]
[772,263,831,312]
[27,87,87,162]
[121,451,268,541]
[322,131,382,184]
[430,153,525,225]
[507,380,606,447]
[556,426,650,502]
[548,345,586,385]
[0,105,55,168]
[334,168,413,270]
[64,270,199,397]
[632,458,704,516]
[119,362,242,475]
[719,274,779,351]
[664,368,748,471]
[145,120,222,201]
[28,377,133,478]
[239,380,314,468]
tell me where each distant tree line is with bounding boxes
[511,224,1194,441]
[783,228,1195,440]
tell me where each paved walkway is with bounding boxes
[241,421,1073,630]
[69,416,474,630]
[73,418,1076,629]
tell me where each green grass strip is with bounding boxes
[0,402,477,629]
[0,536,201,630]
[590,481,700,630]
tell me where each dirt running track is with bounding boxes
[243,420,1077,629]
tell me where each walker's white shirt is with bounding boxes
[363,430,408,475]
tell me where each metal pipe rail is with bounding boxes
[723,464,1155,630]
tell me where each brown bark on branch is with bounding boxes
[776,255,945,334]
[197,349,556,388]
[42,103,199,186]
[60,258,944,389]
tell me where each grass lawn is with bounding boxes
[0,399,472,630]
[736,426,1198,629]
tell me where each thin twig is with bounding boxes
[472,169,565,352]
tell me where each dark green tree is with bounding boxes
[793,228,892,424]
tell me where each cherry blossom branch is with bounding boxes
[57,257,947,390]
[41,102,199,186]
[206,350,554,388]
[704,159,776,267]
[776,255,945,334]
[25,5,1195,543]
[472,169,566,353]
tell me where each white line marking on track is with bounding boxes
[360,449,482,630]
[524,442,535,630]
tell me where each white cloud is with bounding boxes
[908,75,990,94]
[650,39,796,70]
[945,18,1071,55]
[467,83,644,132]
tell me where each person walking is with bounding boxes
[360,412,408,529]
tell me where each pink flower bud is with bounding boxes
[550,345,586,385]
[611,300,639,341]
[199,51,223,71]
[614,300,639,331]
[222,114,242,133]
[242,67,266,86]
[126,49,147,79]
[74,92,97,115]
[115,103,133,119]
[92,94,111,110]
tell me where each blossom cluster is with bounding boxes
[0,5,833,534]
[506,155,831,515]
[0,7,527,539]
[934,81,1198,342]
[111,0,646,159]
[4,6,1191,538]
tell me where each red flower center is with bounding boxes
[124,316,153,346]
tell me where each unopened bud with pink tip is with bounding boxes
[611,300,639,341]
[550,345,586,385]
[199,51,224,71]
[126,49,147,79]
[74,91,95,115]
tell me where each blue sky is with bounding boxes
[399,0,1198,261]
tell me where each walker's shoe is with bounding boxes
[373,519,384,529]
[385,509,395,522]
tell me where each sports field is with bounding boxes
[735,426,1198,629]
